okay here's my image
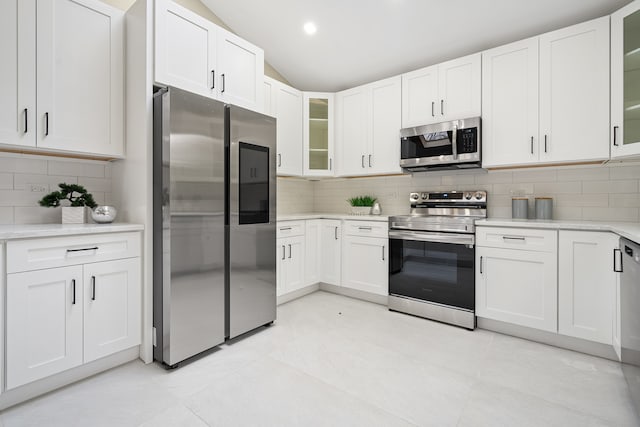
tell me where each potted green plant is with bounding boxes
[347,195,377,215]
[39,183,98,224]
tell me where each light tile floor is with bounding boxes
[2,291,638,426]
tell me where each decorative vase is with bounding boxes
[91,206,117,224]
[62,206,88,224]
[350,206,372,215]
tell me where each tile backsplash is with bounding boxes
[0,153,113,224]
[277,177,315,214]
[310,162,640,221]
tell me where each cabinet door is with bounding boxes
[218,29,264,112]
[342,236,388,296]
[263,78,275,116]
[539,17,610,163]
[303,92,335,176]
[276,83,303,176]
[558,231,617,344]
[476,247,557,332]
[155,0,217,99]
[276,239,286,296]
[37,0,124,157]
[369,76,402,174]
[401,65,439,127]
[320,220,341,286]
[305,220,321,286]
[0,0,36,148]
[6,266,83,390]
[336,86,368,176]
[482,38,539,167]
[611,1,640,158]
[283,235,305,293]
[83,258,141,363]
[438,53,482,122]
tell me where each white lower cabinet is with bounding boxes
[476,246,558,332]
[5,233,142,390]
[320,220,341,286]
[558,231,619,345]
[276,235,305,296]
[342,235,388,296]
[304,220,321,286]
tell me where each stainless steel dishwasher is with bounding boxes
[621,237,640,417]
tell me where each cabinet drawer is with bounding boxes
[7,232,141,273]
[476,226,557,253]
[343,220,388,238]
[277,221,305,238]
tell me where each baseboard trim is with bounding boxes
[319,283,387,305]
[0,346,140,411]
[478,317,619,361]
[277,284,320,305]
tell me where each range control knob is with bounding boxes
[421,193,429,200]
[464,192,473,200]
[409,193,419,202]
[474,192,484,200]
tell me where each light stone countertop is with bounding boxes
[0,223,144,240]
[476,218,640,245]
[277,213,390,222]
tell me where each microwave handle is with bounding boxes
[451,125,458,160]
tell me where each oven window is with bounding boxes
[389,238,474,310]
[401,131,454,159]
[239,142,269,224]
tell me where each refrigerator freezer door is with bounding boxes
[153,87,226,366]
[228,105,277,339]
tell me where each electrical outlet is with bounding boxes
[29,184,47,192]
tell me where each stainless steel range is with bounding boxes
[388,190,487,329]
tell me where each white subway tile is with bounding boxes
[533,181,582,195]
[554,194,608,207]
[609,194,640,208]
[14,207,61,224]
[512,169,557,183]
[0,173,13,190]
[582,180,638,194]
[440,174,476,186]
[0,190,45,207]
[79,177,112,193]
[0,207,14,224]
[475,171,513,184]
[583,207,639,222]
[48,160,106,178]
[492,183,534,196]
[487,206,511,218]
[553,207,583,221]
[556,167,609,182]
[609,165,640,180]
[0,156,47,174]
[13,174,77,191]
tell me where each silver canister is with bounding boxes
[512,198,529,219]
[535,197,553,220]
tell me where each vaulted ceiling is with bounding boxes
[201,0,631,92]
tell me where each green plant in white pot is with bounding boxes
[347,195,377,215]
[39,183,98,224]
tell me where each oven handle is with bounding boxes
[388,230,475,246]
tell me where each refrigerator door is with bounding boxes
[228,105,277,339]
[153,87,226,366]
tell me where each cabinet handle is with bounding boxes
[211,70,215,89]
[614,248,623,273]
[530,136,534,154]
[221,74,226,93]
[329,158,332,171]
[23,108,28,133]
[480,256,483,274]
[279,227,292,231]
[544,134,548,153]
[72,279,76,305]
[382,245,385,261]
[431,101,435,117]
[361,155,365,168]
[368,154,372,168]
[91,276,96,301]
[358,226,372,230]
[66,246,99,253]
[44,112,49,136]
[282,245,285,260]
[278,153,282,167]
[502,236,525,241]
[288,244,292,259]
[334,226,338,240]
[613,126,619,147]
[440,99,444,115]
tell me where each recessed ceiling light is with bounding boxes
[303,22,317,35]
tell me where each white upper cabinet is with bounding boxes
[303,92,335,177]
[611,0,640,159]
[155,0,264,112]
[37,0,124,157]
[264,77,303,176]
[482,38,539,167]
[0,0,124,158]
[337,76,401,176]
[539,17,610,163]
[402,53,481,128]
[0,0,36,149]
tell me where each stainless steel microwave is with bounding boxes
[400,117,481,172]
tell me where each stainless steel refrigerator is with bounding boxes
[153,86,276,367]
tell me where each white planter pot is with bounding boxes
[62,206,87,224]
[350,206,372,215]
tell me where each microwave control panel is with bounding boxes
[457,128,478,154]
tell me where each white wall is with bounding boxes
[0,153,113,224]
[312,163,640,221]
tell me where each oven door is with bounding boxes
[388,230,475,311]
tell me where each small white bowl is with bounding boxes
[91,206,117,224]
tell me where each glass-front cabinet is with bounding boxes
[303,92,335,176]
[612,1,640,158]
